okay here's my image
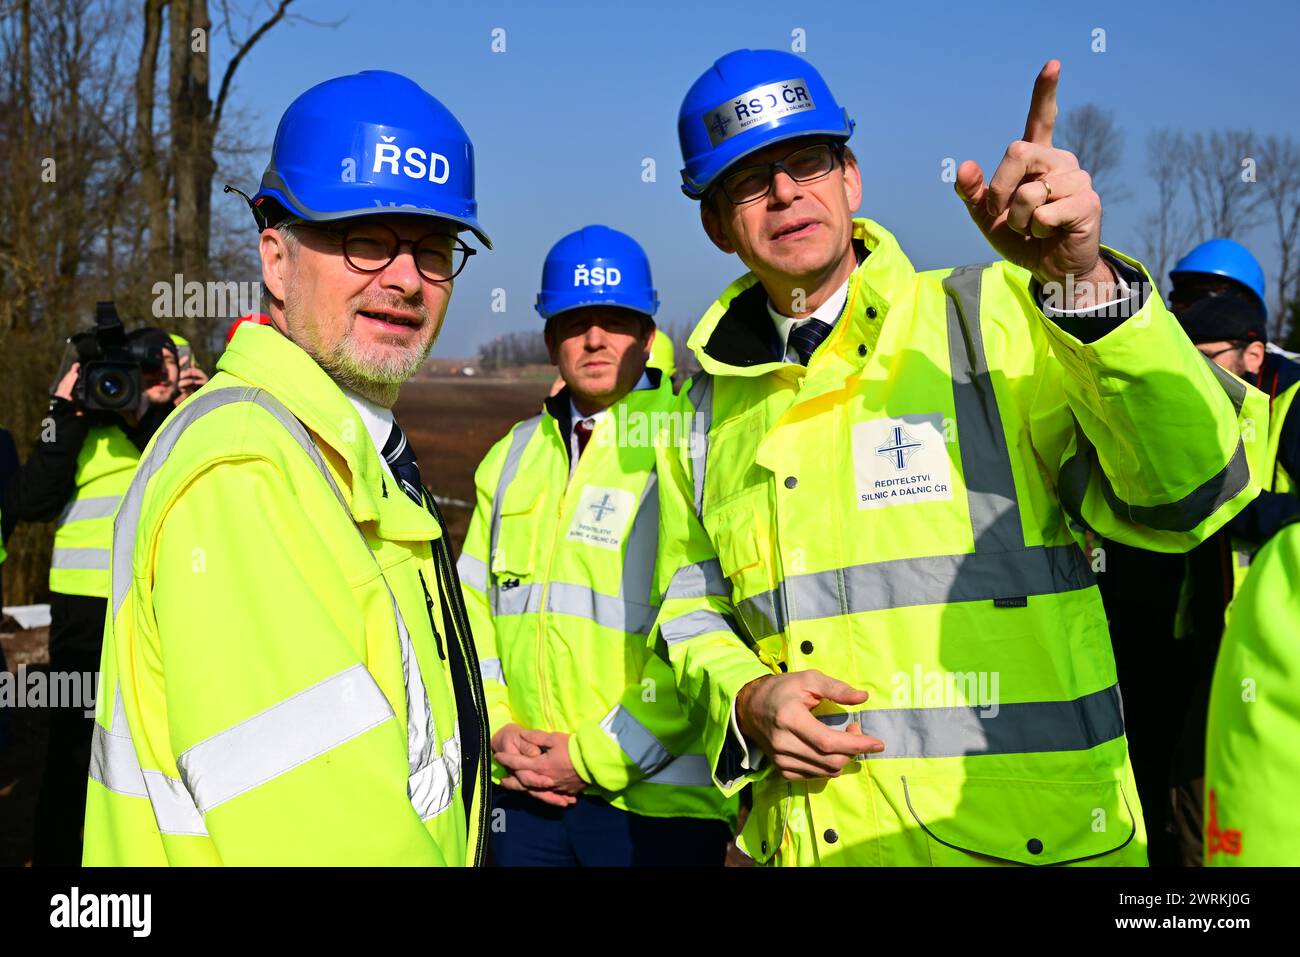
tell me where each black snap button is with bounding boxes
[800,640,814,655]
[761,840,768,854]
[784,476,798,489]
[857,344,867,357]
[866,306,878,319]
[824,829,839,844]
[1026,838,1044,855]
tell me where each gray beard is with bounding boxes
[283,286,436,407]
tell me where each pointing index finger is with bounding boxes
[1023,59,1060,147]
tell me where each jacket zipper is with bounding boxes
[427,495,492,869]
[416,569,446,660]
[536,424,584,730]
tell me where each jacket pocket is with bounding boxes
[702,487,764,581]
[490,506,537,581]
[899,773,1137,866]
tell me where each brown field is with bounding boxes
[394,376,553,550]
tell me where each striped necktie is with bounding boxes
[787,317,834,366]
[381,420,425,506]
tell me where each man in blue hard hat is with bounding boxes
[457,226,737,866]
[1100,238,1299,866]
[85,71,492,865]
[650,49,1266,867]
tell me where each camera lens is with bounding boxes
[91,369,133,409]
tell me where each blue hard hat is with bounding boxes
[678,49,854,199]
[249,70,491,248]
[536,225,659,320]
[1170,239,1266,316]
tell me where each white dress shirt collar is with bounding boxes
[766,276,853,364]
[342,388,396,479]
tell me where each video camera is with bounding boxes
[51,302,164,414]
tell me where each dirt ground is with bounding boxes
[0,376,546,867]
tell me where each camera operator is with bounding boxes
[1,324,205,865]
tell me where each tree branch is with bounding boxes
[212,0,292,133]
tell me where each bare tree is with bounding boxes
[1256,135,1300,340]
[1182,129,1266,239]
[1135,130,1194,294]
[1056,103,1129,204]
[0,0,318,603]
[134,0,298,350]
[478,331,550,370]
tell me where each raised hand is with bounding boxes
[954,60,1115,295]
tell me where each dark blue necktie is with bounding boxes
[787,317,834,366]
[382,420,424,505]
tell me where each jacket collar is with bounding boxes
[217,322,440,542]
[689,218,918,379]
[542,367,672,452]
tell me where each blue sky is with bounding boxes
[210,0,1300,355]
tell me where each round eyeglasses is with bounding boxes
[286,220,476,282]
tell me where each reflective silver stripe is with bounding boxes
[599,705,673,778]
[643,752,714,787]
[659,609,740,647]
[114,386,262,615]
[1058,334,1251,534]
[403,573,460,822]
[737,544,1091,640]
[547,581,658,634]
[817,683,1125,759]
[57,495,121,527]
[1205,357,1248,414]
[479,658,505,685]
[488,416,542,614]
[494,581,545,616]
[144,771,209,836]
[175,663,395,814]
[456,552,489,593]
[943,265,1023,552]
[1059,427,1251,535]
[620,470,659,606]
[51,547,109,570]
[665,559,729,600]
[687,374,714,519]
[89,683,209,836]
[89,687,147,799]
[489,580,659,635]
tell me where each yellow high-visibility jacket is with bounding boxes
[49,425,140,597]
[458,372,735,825]
[1204,517,1300,865]
[652,218,1268,867]
[83,323,488,866]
